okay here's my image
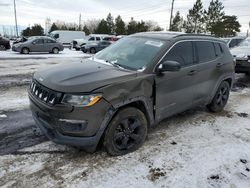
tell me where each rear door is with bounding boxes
[155,41,198,121]
[193,41,223,105]
[44,39,56,52]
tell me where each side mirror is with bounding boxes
[158,60,181,72]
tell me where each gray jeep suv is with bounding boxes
[29,32,234,156]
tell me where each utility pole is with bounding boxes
[14,0,18,37]
[169,0,175,31]
[79,13,82,31]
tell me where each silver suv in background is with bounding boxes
[71,34,108,50]
[12,36,64,54]
[222,36,245,48]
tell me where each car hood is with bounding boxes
[34,59,137,93]
[230,46,250,57]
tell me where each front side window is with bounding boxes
[196,41,216,63]
[89,37,95,41]
[163,41,194,67]
[95,37,166,70]
[33,39,44,44]
[45,39,56,43]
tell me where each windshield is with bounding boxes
[238,39,250,47]
[94,37,166,70]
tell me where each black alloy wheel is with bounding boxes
[207,81,230,112]
[104,107,147,156]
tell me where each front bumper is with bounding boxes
[12,45,20,52]
[29,90,114,151]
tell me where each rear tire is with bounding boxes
[103,107,148,156]
[21,47,29,54]
[207,81,230,112]
[90,47,96,54]
[52,47,59,54]
[0,45,6,50]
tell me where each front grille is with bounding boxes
[30,80,62,106]
[236,59,248,64]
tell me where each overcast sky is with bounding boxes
[0,0,249,34]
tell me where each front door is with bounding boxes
[155,41,198,122]
[31,39,44,52]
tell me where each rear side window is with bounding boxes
[89,37,95,41]
[196,41,216,63]
[214,42,223,56]
[164,41,194,67]
[96,37,101,41]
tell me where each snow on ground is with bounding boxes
[0,48,90,60]
[0,88,250,188]
[0,86,29,112]
[0,56,89,77]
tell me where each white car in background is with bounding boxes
[71,34,108,50]
[50,30,85,45]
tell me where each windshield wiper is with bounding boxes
[105,60,126,69]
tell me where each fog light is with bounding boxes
[58,119,88,133]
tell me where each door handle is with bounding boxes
[187,70,198,76]
[216,62,224,67]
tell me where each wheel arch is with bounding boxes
[209,75,234,104]
[96,98,154,150]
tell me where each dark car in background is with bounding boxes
[29,32,234,156]
[12,36,64,54]
[13,36,28,45]
[230,37,250,75]
[103,36,118,43]
[81,41,112,53]
[0,36,11,50]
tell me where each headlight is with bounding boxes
[62,94,102,106]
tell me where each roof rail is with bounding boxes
[174,33,215,38]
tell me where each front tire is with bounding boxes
[52,47,59,54]
[207,81,230,112]
[0,45,6,50]
[90,47,96,54]
[21,47,29,54]
[103,107,148,156]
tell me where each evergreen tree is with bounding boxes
[205,0,225,34]
[213,15,241,37]
[183,0,205,33]
[115,15,126,35]
[169,11,183,32]
[127,19,138,34]
[49,23,58,33]
[83,25,90,35]
[30,24,44,36]
[106,13,114,34]
[136,20,149,32]
[95,19,110,34]
[21,24,44,36]
[21,27,31,36]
